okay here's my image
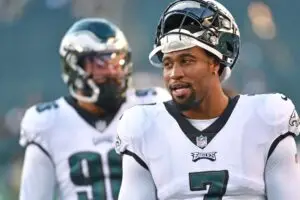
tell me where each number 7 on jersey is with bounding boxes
[189,170,229,200]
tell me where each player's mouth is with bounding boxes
[169,82,191,98]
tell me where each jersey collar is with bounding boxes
[64,96,117,131]
[164,95,240,149]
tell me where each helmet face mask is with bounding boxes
[149,0,240,81]
[60,18,132,112]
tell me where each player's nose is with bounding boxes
[170,64,184,80]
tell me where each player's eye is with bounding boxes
[180,58,194,66]
[163,60,173,69]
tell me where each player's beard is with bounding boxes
[171,87,201,111]
[83,80,125,114]
[96,81,125,113]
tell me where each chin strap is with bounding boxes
[219,66,232,83]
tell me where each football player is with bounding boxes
[116,0,300,199]
[18,18,170,200]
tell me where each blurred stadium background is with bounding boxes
[0,0,299,199]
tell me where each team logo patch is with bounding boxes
[191,152,217,162]
[115,135,122,153]
[289,110,300,134]
[196,135,208,149]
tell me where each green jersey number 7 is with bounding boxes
[189,170,229,200]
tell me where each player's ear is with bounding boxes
[210,60,220,76]
[205,51,220,76]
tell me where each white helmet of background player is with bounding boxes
[149,0,240,82]
[59,18,132,113]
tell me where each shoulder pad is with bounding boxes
[258,93,299,136]
[20,101,60,147]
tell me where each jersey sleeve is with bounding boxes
[115,105,152,169]
[118,155,157,200]
[258,93,300,160]
[19,145,56,200]
[260,93,300,137]
[265,135,300,199]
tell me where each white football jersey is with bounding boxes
[116,93,300,200]
[19,87,171,200]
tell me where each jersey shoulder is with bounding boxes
[116,101,166,154]
[245,93,299,136]
[126,87,171,105]
[20,98,65,148]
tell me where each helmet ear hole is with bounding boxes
[226,42,233,53]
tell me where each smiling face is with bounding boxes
[162,46,220,110]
